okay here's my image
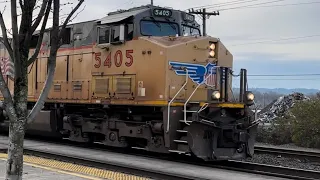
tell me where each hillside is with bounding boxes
[232,88,319,95]
[231,88,319,109]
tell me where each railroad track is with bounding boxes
[20,146,320,180]
[254,145,320,162]
[19,148,194,180]
[1,135,320,180]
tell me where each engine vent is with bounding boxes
[95,78,109,94]
[73,83,82,91]
[115,78,131,94]
[54,84,61,91]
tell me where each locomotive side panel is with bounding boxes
[91,38,167,104]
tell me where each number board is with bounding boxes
[152,8,172,17]
[183,13,195,22]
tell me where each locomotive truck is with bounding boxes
[0,4,258,161]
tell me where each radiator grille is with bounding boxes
[116,78,131,94]
[95,78,109,94]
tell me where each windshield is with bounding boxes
[140,20,179,36]
[182,25,201,36]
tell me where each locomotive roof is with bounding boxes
[33,4,196,34]
[97,4,185,24]
[97,6,149,24]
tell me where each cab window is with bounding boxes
[140,20,179,36]
[182,25,201,36]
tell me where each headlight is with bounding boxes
[209,41,216,58]
[209,50,215,57]
[212,91,220,100]
[246,92,254,101]
[209,43,215,50]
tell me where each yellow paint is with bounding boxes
[0,153,150,180]
[0,96,244,109]
[201,102,245,108]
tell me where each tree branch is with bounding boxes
[0,60,16,122]
[19,0,23,10]
[27,0,52,66]
[11,0,21,78]
[58,0,84,40]
[28,0,85,124]
[0,12,14,61]
[30,0,49,34]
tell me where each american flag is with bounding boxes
[204,72,217,87]
[1,56,14,81]
[204,67,227,87]
[204,66,217,87]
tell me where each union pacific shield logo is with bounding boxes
[169,61,217,87]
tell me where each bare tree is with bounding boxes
[0,0,84,179]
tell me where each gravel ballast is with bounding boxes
[243,142,320,171]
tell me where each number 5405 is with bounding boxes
[94,50,133,68]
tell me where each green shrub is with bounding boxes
[257,99,320,149]
[291,99,320,148]
[257,117,293,145]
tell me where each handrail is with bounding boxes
[183,66,216,125]
[166,69,189,133]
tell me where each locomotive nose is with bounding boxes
[186,119,258,161]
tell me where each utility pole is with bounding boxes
[188,8,219,36]
[151,0,153,5]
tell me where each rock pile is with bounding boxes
[257,92,310,123]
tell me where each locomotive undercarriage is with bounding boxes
[56,104,169,153]
[0,102,258,161]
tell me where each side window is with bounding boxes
[98,26,110,44]
[61,28,71,45]
[111,26,120,42]
[50,27,71,46]
[182,26,191,36]
[126,23,133,41]
[30,34,39,48]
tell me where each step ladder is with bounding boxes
[166,66,216,154]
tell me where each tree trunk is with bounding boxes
[5,119,26,180]
[6,61,28,180]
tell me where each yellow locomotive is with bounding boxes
[0,5,258,161]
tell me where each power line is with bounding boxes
[188,0,287,11]
[228,34,320,46]
[247,74,320,77]
[188,0,263,10]
[215,0,295,11]
[249,79,320,81]
[217,1,320,11]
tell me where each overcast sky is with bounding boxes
[2,0,320,89]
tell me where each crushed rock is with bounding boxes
[257,92,310,123]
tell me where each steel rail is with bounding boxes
[1,135,320,180]
[254,145,320,162]
[20,146,320,180]
[208,160,320,180]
